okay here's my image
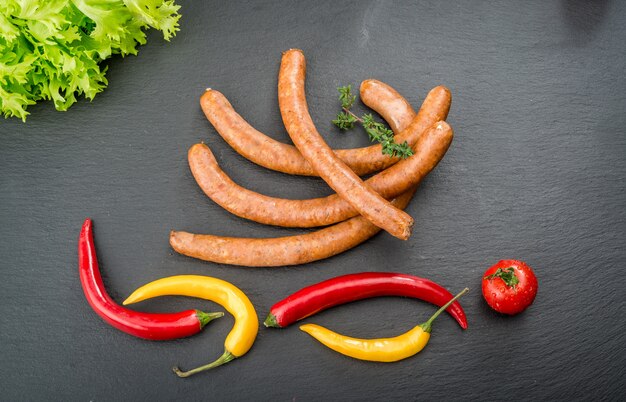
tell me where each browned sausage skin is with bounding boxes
[169,188,416,267]
[278,48,413,240]
[173,77,454,266]
[200,89,310,175]
[359,79,416,134]
[188,121,453,227]
[200,83,450,176]
[191,78,424,228]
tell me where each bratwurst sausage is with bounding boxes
[191,78,452,227]
[278,49,413,240]
[188,121,452,227]
[200,83,450,176]
[169,188,416,267]
[172,78,454,265]
[359,79,416,134]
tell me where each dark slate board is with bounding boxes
[1,1,625,400]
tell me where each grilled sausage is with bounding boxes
[278,49,413,240]
[188,121,452,227]
[200,84,450,177]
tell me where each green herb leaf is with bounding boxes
[337,85,356,109]
[362,114,412,158]
[332,111,357,130]
[361,113,376,127]
[332,85,413,159]
[383,141,413,159]
[484,267,520,288]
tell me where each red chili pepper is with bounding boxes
[78,218,222,340]
[264,272,468,329]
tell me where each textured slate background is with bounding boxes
[1,0,625,400]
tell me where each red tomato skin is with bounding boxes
[482,260,538,315]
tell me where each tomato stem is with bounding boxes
[484,267,519,288]
[420,288,469,333]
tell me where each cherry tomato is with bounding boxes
[482,260,538,315]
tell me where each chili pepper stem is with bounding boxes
[420,288,469,333]
[196,311,224,328]
[263,314,279,328]
[173,350,236,378]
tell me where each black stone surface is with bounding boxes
[1,1,624,400]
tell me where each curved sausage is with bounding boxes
[200,84,450,177]
[173,76,454,265]
[169,189,416,267]
[278,48,413,240]
[188,121,453,227]
[200,88,309,175]
[359,79,416,134]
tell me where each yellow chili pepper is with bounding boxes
[299,288,468,362]
[123,275,258,377]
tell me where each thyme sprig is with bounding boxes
[332,85,413,159]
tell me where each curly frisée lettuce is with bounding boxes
[0,0,181,121]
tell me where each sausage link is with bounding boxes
[174,76,453,265]
[189,121,452,227]
[359,79,416,134]
[201,84,450,177]
[169,189,416,267]
[278,48,413,240]
[200,88,309,175]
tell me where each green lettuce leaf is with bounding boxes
[0,0,181,122]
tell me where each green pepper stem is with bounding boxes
[173,350,235,378]
[196,311,224,328]
[420,288,469,333]
[263,313,280,328]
